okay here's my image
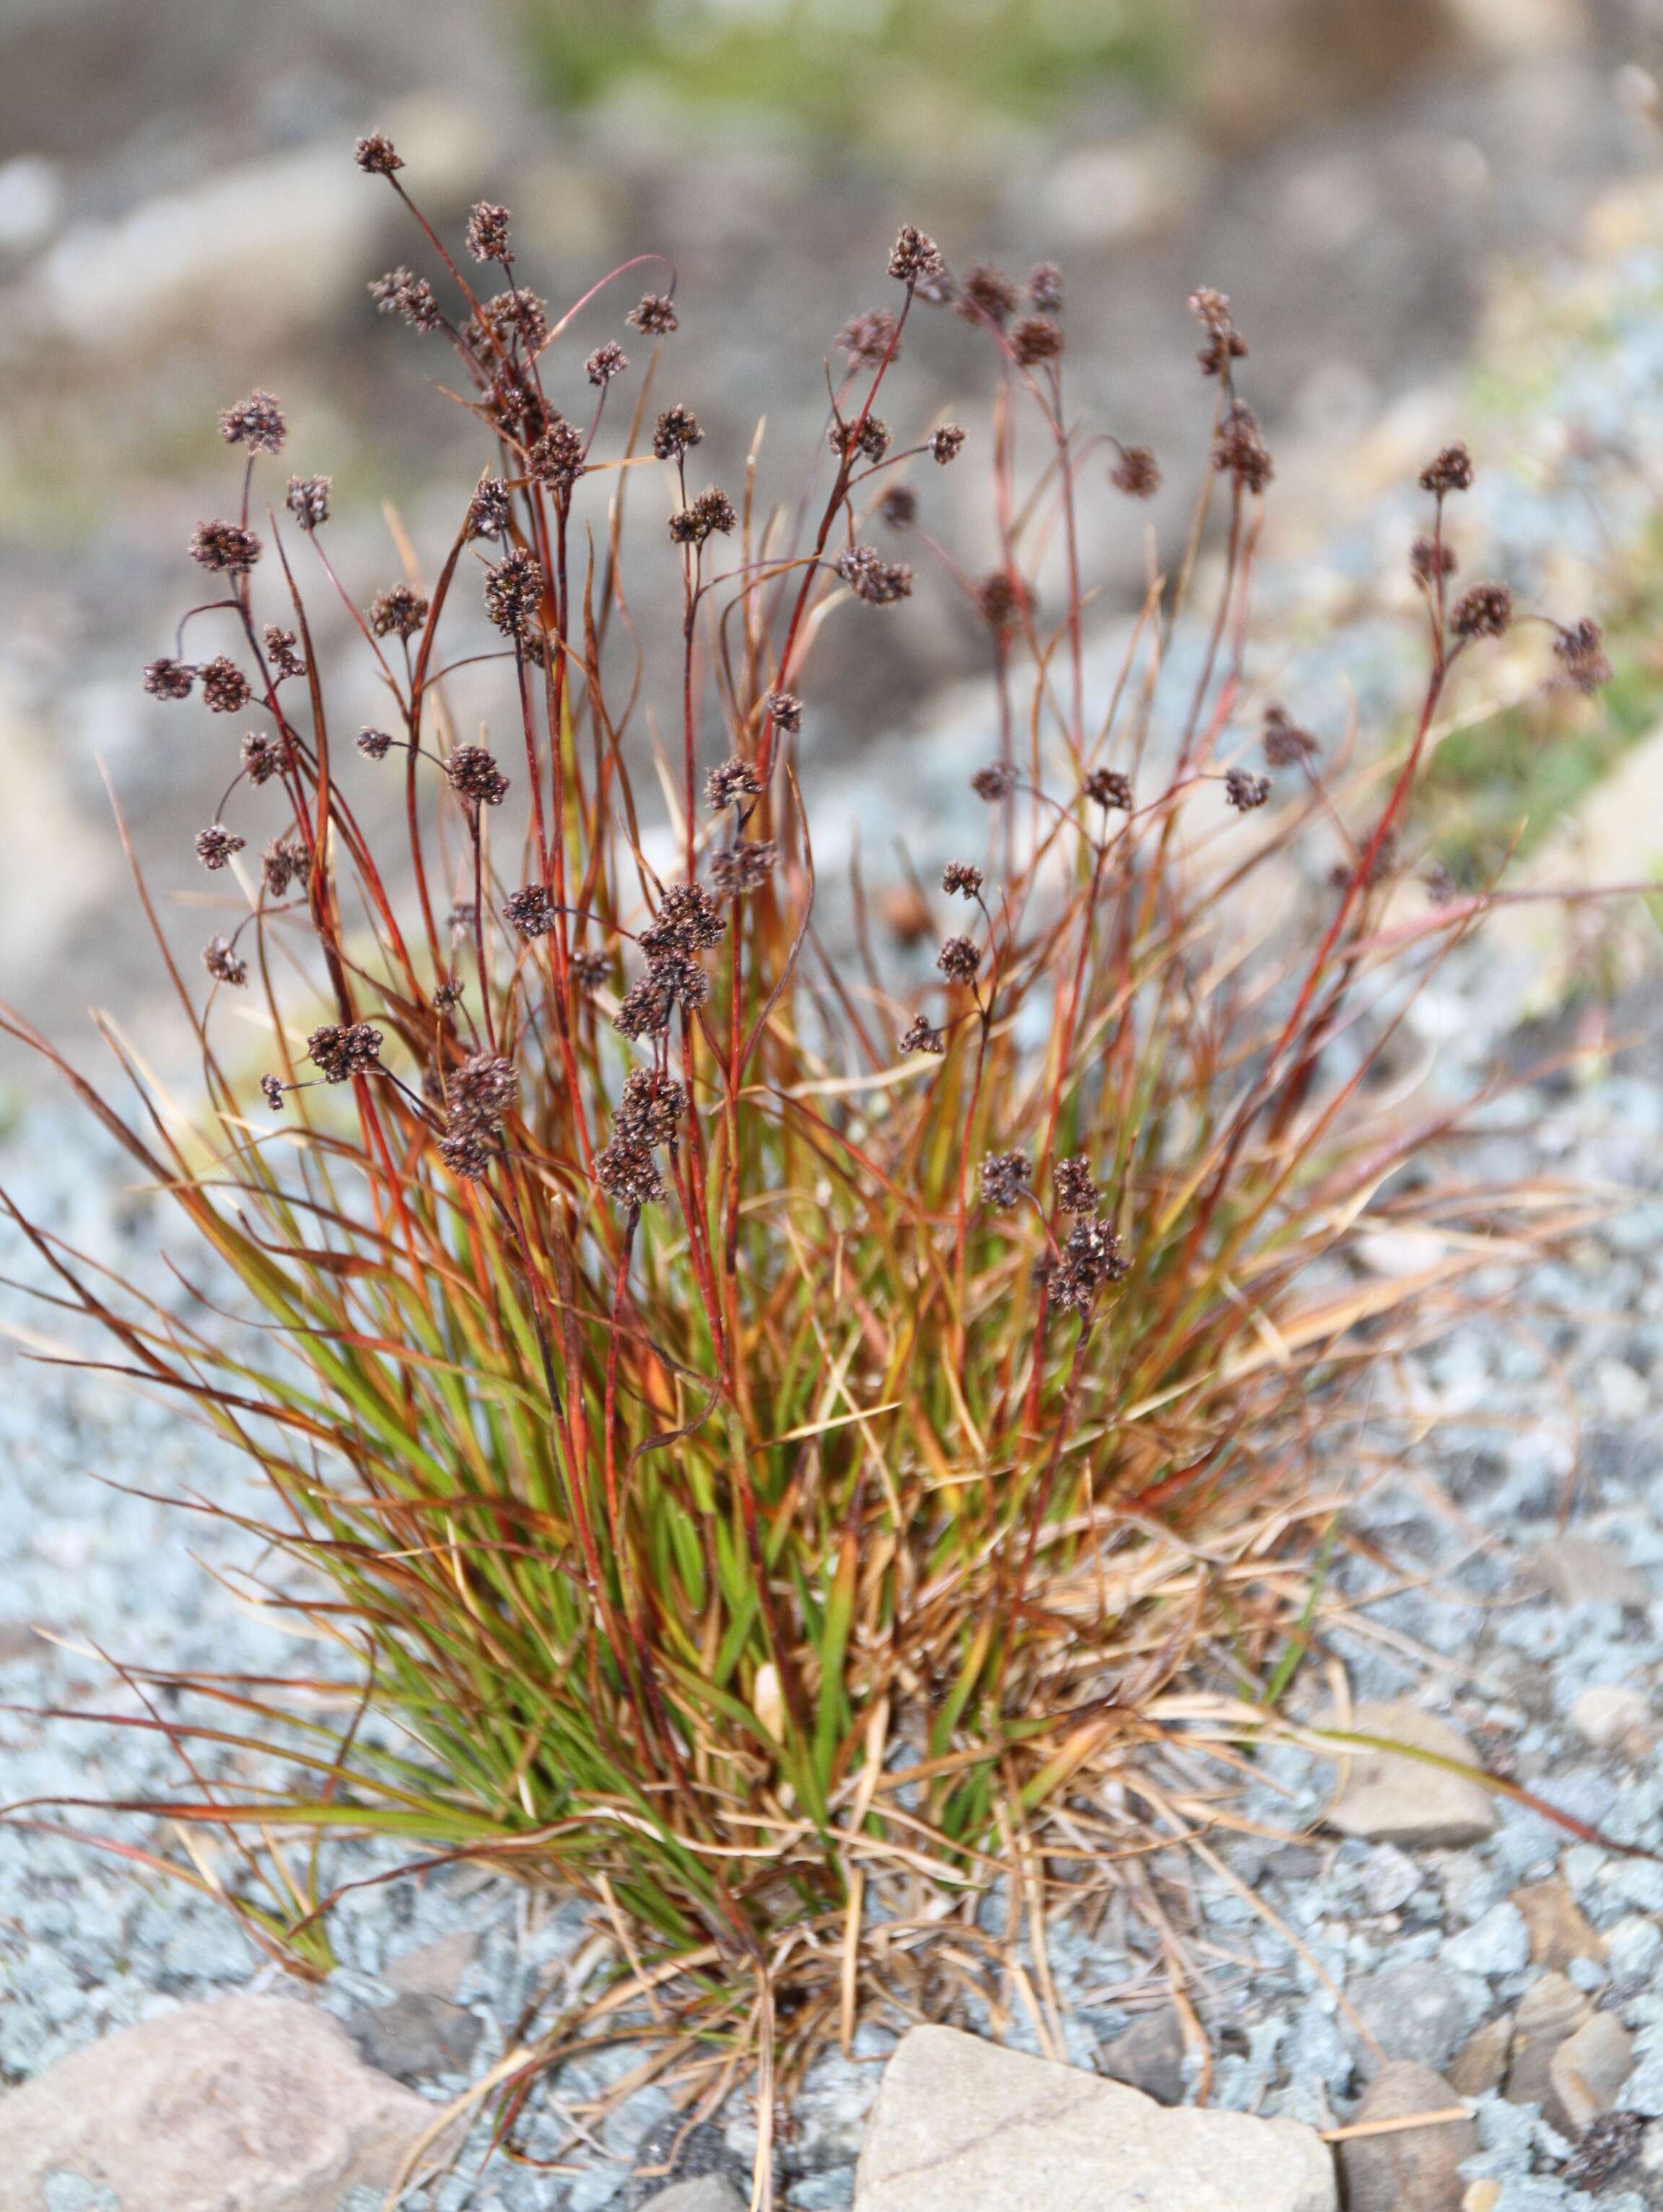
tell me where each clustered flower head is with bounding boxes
[144,656,195,700]
[1029,263,1063,315]
[837,310,899,368]
[466,477,511,539]
[652,405,702,461]
[1262,705,1317,768]
[354,131,403,175]
[370,266,442,331]
[1190,287,1247,378]
[260,1073,286,1112]
[830,415,891,464]
[200,656,252,713]
[628,292,678,336]
[707,757,762,811]
[201,934,248,988]
[641,883,724,957]
[1224,766,1270,811]
[583,339,627,386]
[981,1151,1031,1211]
[957,265,1019,328]
[356,727,394,760]
[594,1135,665,1209]
[930,424,966,465]
[1214,401,1273,494]
[219,390,286,454]
[837,545,913,605]
[880,484,917,530]
[976,570,1030,632]
[972,762,1015,803]
[466,201,511,263]
[941,861,982,899]
[936,933,980,984]
[1011,315,1062,368]
[616,885,724,1040]
[447,1051,517,1138]
[669,489,737,547]
[710,841,777,897]
[1111,445,1161,499]
[528,420,586,492]
[1555,617,1611,692]
[263,835,307,896]
[899,1016,944,1056]
[1452,582,1512,640]
[286,476,330,531]
[484,547,543,640]
[195,823,245,871]
[469,288,549,353]
[615,1068,686,1151]
[370,584,429,641]
[446,745,509,809]
[1420,441,1474,496]
[571,948,609,991]
[242,730,287,783]
[889,223,943,285]
[504,883,556,937]
[307,1020,382,1081]
[266,625,305,679]
[1410,534,1457,583]
[1052,1157,1097,1214]
[1049,1215,1130,1313]
[766,690,803,734]
[1083,767,1132,812]
[191,519,261,575]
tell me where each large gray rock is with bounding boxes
[1321,1702,1497,1847]
[0,1994,434,2212]
[344,1989,481,2083]
[853,2025,1336,2212]
[1335,2061,1475,2212]
[1344,1961,1488,2078]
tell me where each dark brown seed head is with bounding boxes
[504,883,556,937]
[957,264,1020,328]
[837,544,913,605]
[308,1019,382,1081]
[571,948,610,990]
[1111,446,1161,499]
[219,390,286,454]
[595,1136,665,1208]
[652,404,703,461]
[264,625,305,678]
[972,763,1016,802]
[1262,705,1317,768]
[1224,766,1270,811]
[767,690,803,734]
[1555,617,1611,693]
[830,414,892,464]
[191,519,261,575]
[837,309,899,368]
[899,1016,945,1056]
[976,570,1030,632]
[1214,402,1273,493]
[438,1128,493,1181]
[707,757,763,811]
[668,488,738,546]
[616,1068,686,1149]
[1419,441,1474,496]
[642,881,725,957]
[937,933,981,985]
[199,657,253,714]
[710,840,777,897]
[930,423,966,465]
[889,224,943,285]
[980,1151,1031,1211]
[466,201,512,263]
[466,476,512,539]
[370,583,429,642]
[194,824,245,871]
[260,1074,286,1111]
[369,266,442,331]
[354,131,403,176]
[263,834,307,897]
[285,476,330,531]
[1028,262,1064,314]
[201,933,248,987]
[1451,582,1511,639]
[585,339,627,386]
[1410,533,1458,582]
[1083,767,1132,811]
[448,1050,518,1132]
[357,727,394,761]
[941,861,983,899]
[1011,315,1062,367]
[470,289,549,354]
[242,730,286,784]
[880,484,917,530]
[143,656,195,701]
[528,420,586,492]
[628,292,679,336]
[1053,1157,1097,1215]
[1423,859,1458,908]
[446,745,509,809]
[484,548,543,640]
[1051,1214,1129,1310]
[1189,287,1248,378]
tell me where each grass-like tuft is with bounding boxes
[0,143,1627,2154]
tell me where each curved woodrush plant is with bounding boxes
[0,131,1615,2098]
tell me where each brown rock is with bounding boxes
[1449,2016,1512,2098]
[1321,1701,1498,1847]
[1511,1876,1605,1970]
[1548,2010,1636,2135]
[1537,1537,1650,1609]
[1336,2060,1477,2212]
[1505,1972,1592,2109]
[1099,2005,1187,2107]
[0,1993,435,2212]
[387,1926,481,2000]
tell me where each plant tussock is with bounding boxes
[0,134,1621,2165]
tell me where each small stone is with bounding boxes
[1449,2017,1513,2097]
[1336,2060,1477,2212]
[386,1928,481,2000]
[1361,1843,1423,1914]
[1548,2010,1635,2135]
[1537,1538,1650,1609]
[639,2182,747,2212]
[1505,1972,1592,2108]
[1510,1877,1605,1970]
[0,1993,432,2211]
[1606,1916,1662,1987]
[1444,1904,1531,1979]
[1571,1684,1651,1753]
[853,2025,1337,2211]
[345,1990,482,2083]
[1099,2005,1187,2106]
[1461,2185,1502,2212]
[1345,1961,1487,2078]
[1322,1702,1498,1847]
